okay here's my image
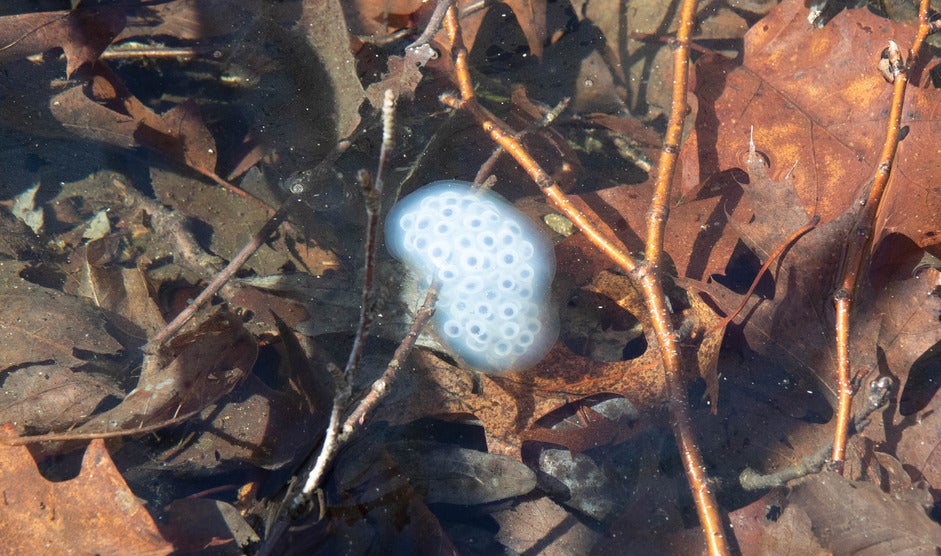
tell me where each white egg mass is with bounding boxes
[386,181,558,373]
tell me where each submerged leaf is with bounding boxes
[0,286,124,372]
[0,428,172,554]
[0,365,121,433]
[69,310,256,434]
[790,472,941,554]
[389,442,537,505]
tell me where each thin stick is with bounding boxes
[292,362,349,512]
[439,93,636,273]
[345,90,396,384]
[405,0,454,52]
[144,135,354,350]
[444,7,475,102]
[830,0,931,468]
[145,196,300,351]
[340,283,439,436]
[292,90,411,513]
[646,0,697,269]
[292,282,439,511]
[637,3,731,549]
[112,179,226,276]
[473,97,570,186]
[739,376,892,491]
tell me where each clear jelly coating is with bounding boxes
[385,180,557,373]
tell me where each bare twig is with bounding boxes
[473,97,570,186]
[740,376,892,491]
[441,91,636,273]
[113,179,226,276]
[291,90,415,514]
[142,134,354,351]
[405,0,454,52]
[291,282,439,512]
[645,0,696,269]
[339,282,439,437]
[831,0,932,468]
[713,213,820,332]
[345,89,397,384]
[634,2,731,551]
[291,361,349,513]
[145,196,301,351]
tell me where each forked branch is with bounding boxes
[440,3,729,554]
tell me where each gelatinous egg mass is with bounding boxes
[385,180,558,373]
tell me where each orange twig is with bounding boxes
[442,3,729,553]
[439,93,636,274]
[830,0,932,468]
[443,7,475,102]
[639,1,728,551]
[646,0,697,268]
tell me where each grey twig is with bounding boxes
[405,0,454,52]
[291,281,439,514]
[291,90,408,513]
[144,196,300,352]
[738,376,893,491]
[344,90,397,384]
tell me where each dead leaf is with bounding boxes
[790,471,941,554]
[75,236,166,339]
[268,444,458,555]
[0,425,173,555]
[296,0,365,141]
[68,310,256,435]
[49,64,225,182]
[0,365,122,433]
[116,0,260,41]
[0,8,125,76]
[575,0,755,116]
[559,159,742,284]
[149,166,320,278]
[387,442,537,504]
[0,205,41,260]
[896,399,941,500]
[698,144,940,409]
[504,0,547,59]
[729,489,826,555]
[535,447,632,522]
[364,45,436,109]
[492,496,601,553]
[135,100,219,180]
[160,498,259,552]
[682,0,941,253]
[521,404,641,455]
[375,269,722,458]
[869,238,941,413]
[49,79,138,148]
[0,285,124,372]
[153,375,324,471]
[341,0,425,39]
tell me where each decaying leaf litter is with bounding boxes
[0,0,939,553]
